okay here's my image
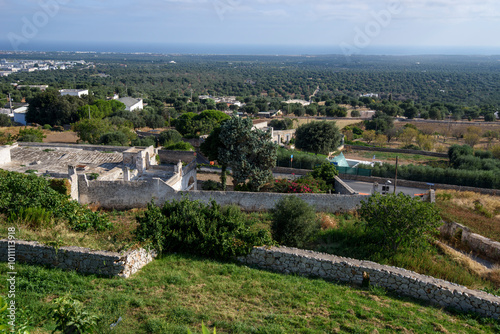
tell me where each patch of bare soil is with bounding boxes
[44,130,79,143]
[197,171,233,186]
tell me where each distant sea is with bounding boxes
[0,40,499,56]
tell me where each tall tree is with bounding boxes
[295,121,342,155]
[202,117,278,191]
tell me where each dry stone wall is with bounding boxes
[0,239,156,278]
[440,222,500,262]
[240,246,500,318]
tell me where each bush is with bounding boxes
[0,114,11,127]
[17,128,46,142]
[359,192,441,252]
[52,295,98,334]
[163,141,194,151]
[159,129,183,146]
[0,170,111,231]
[310,162,338,192]
[131,136,156,147]
[135,198,272,259]
[99,131,130,146]
[272,176,325,194]
[271,196,318,248]
[202,180,221,190]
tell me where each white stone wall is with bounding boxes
[0,144,13,165]
[0,239,156,278]
[239,246,500,318]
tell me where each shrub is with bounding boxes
[99,131,129,146]
[0,170,111,231]
[359,192,441,252]
[159,129,183,146]
[272,175,325,194]
[310,162,338,192]
[131,136,156,147]
[52,295,98,334]
[17,128,46,142]
[49,178,71,195]
[0,114,11,127]
[202,180,221,190]
[271,196,318,248]
[163,141,194,151]
[8,207,53,229]
[135,198,272,259]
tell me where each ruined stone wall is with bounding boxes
[440,222,500,262]
[0,239,156,278]
[240,246,500,318]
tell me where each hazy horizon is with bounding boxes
[1,1,499,57]
[1,41,500,57]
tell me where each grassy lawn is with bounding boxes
[0,211,140,252]
[2,254,499,334]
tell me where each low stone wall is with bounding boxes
[174,191,364,213]
[345,145,448,158]
[240,246,500,318]
[0,239,156,278]
[334,176,358,195]
[339,174,500,196]
[440,222,500,262]
[158,150,196,164]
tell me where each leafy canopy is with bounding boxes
[218,117,278,191]
[359,192,441,252]
[295,121,342,155]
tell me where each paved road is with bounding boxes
[342,179,429,196]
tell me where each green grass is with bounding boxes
[2,254,499,333]
[313,215,497,292]
[0,211,139,252]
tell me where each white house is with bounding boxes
[13,106,28,125]
[118,97,143,112]
[59,89,89,97]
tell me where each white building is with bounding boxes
[13,106,28,125]
[59,89,89,97]
[118,97,143,112]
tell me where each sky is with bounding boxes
[1,0,500,54]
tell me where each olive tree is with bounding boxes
[295,121,342,155]
[201,117,278,191]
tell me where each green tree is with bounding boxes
[310,162,338,192]
[159,129,183,146]
[271,196,318,248]
[0,114,11,127]
[202,117,278,191]
[295,121,342,155]
[200,126,228,190]
[359,192,441,252]
[364,112,394,135]
[72,118,112,144]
